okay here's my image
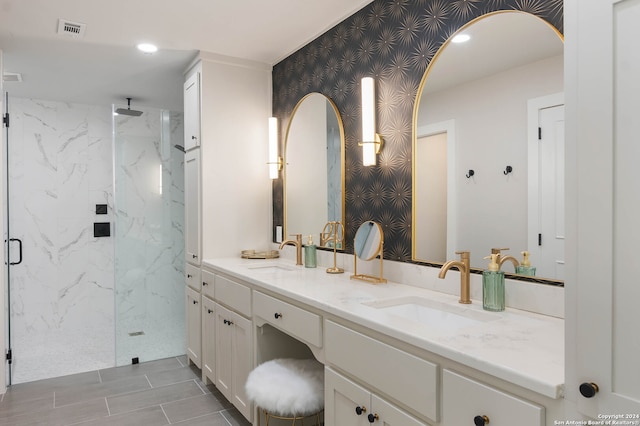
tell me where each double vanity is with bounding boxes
[186,255,564,425]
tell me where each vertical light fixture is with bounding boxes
[361,77,384,166]
[268,117,283,179]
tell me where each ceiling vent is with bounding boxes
[3,72,23,83]
[57,19,86,38]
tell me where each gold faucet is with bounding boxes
[491,247,520,272]
[438,251,471,304]
[279,234,303,265]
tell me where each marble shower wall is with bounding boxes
[7,98,185,383]
[113,108,185,366]
[7,98,116,383]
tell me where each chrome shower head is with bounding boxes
[115,98,143,116]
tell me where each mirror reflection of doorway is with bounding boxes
[528,94,565,279]
[416,133,447,261]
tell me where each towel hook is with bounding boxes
[466,169,475,178]
[503,165,513,175]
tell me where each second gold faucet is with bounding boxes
[279,234,303,265]
[438,251,471,304]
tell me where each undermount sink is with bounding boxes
[363,296,499,330]
[245,263,295,273]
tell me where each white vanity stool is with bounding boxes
[246,358,324,425]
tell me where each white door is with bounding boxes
[183,72,200,151]
[214,302,233,401]
[201,296,215,384]
[184,149,201,265]
[530,101,565,279]
[566,0,640,419]
[185,286,201,369]
[325,368,370,426]
[231,312,252,421]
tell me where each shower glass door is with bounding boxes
[113,107,185,365]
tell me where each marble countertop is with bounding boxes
[203,257,564,400]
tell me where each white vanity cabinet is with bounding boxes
[183,71,200,151]
[442,370,543,426]
[213,274,253,422]
[185,285,201,369]
[325,320,438,424]
[325,367,428,426]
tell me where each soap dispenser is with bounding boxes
[483,253,505,312]
[304,235,317,268]
[515,251,536,276]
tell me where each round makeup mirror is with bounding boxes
[351,221,386,283]
[354,221,383,260]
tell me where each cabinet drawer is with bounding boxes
[442,369,543,426]
[325,320,438,422]
[201,269,215,299]
[253,291,322,347]
[186,263,201,291]
[214,275,251,317]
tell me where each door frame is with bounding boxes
[527,92,564,276]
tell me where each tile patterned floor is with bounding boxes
[0,356,251,426]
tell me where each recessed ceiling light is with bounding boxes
[451,34,471,44]
[137,43,158,54]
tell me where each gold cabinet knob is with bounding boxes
[579,382,599,398]
[474,415,490,425]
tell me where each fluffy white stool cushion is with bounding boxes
[245,358,324,416]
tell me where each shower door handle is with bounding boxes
[9,238,23,265]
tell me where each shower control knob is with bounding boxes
[579,382,599,398]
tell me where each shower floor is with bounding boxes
[10,326,114,385]
[10,318,185,385]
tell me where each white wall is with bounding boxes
[420,55,563,267]
[189,53,272,259]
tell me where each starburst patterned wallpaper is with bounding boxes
[272,0,563,261]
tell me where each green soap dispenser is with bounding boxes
[515,251,536,276]
[483,254,505,312]
[304,235,317,268]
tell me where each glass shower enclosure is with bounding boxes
[113,107,185,366]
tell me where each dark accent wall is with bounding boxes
[272,0,563,260]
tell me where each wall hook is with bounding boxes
[466,169,475,178]
[503,165,513,175]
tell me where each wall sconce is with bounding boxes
[360,77,384,166]
[268,117,283,179]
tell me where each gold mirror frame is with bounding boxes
[411,11,564,284]
[283,93,346,241]
[351,221,387,284]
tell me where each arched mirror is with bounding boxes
[284,93,345,244]
[413,12,564,282]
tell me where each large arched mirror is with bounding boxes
[413,12,564,282]
[284,93,345,244]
